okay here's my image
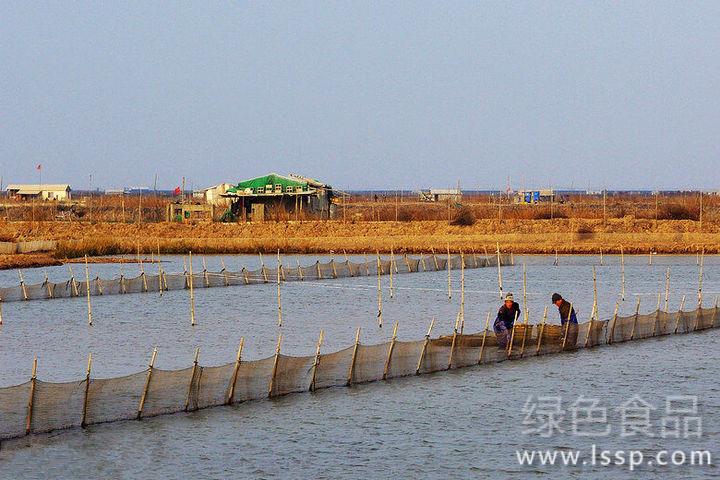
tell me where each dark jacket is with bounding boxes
[495,302,521,330]
[558,300,578,324]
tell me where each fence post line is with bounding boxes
[202,257,209,287]
[242,267,249,285]
[316,260,322,280]
[226,337,244,405]
[448,313,460,370]
[403,252,411,273]
[96,276,104,296]
[420,252,427,272]
[561,303,573,351]
[554,248,558,266]
[277,250,283,327]
[309,330,324,392]
[471,247,479,268]
[478,312,491,364]
[416,318,435,375]
[607,302,620,344]
[84,255,93,326]
[535,306,549,355]
[259,252,268,282]
[188,252,196,327]
[507,310,520,357]
[496,242,503,299]
[185,347,200,412]
[137,347,157,420]
[376,253,383,328]
[140,252,148,293]
[673,295,686,334]
[268,333,282,398]
[347,327,361,386]
[383,322,398,380]
[446,244,452,301]
[430,247,439,271]
[18,270,28,301]
[483,245,490,267]
[81,352,92,428]
[345,250,354,277]
[120,265,126,294]
[630,297,641,341]
[331,255,338,279]
[25,356,38,435]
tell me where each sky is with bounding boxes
[2,1,720,191]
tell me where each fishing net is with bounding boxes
[84,372,147,425]
[142,368,194,418]
[0,382,31,440]
[31,380,86,433]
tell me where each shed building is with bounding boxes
[6,184,72,201]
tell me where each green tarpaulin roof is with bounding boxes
[227,173,308,194]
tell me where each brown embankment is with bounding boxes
[0,219,717,260]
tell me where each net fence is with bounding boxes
[3,304,717,443]
[0,254,508,304]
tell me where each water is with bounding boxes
[0,254,718,479]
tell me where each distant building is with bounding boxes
[223,173,335,221]
[515,189,555,204]
[419,188,462,202]
[203,183,234,206]
[6,184,72,201]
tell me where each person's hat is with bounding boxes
[504,293,514,302]
[551,293,562,303]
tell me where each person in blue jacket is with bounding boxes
[494,293,520,349]
[552,293,578,348]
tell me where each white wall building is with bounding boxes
[6,184,72,201]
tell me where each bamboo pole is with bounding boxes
[297,256,304,281]
[68,265,79,296]
[84,255,93,326]
[377,253,383,328]
[268,333,283,397]
[44,269,53,298]
[496,242,503,299]
[184,347,200,412]
[553,248,558,266]
[607,302,620,344]
[389,248,394,299]
[309,330,324,391]
[81,352,92,428]
[592,266,597,308]
[629,296,641,341]
[519,304,530,358]
[483,245,490,267]
[599,248,603,266]
[189,252,196,326]
[664,267,671,312]
[561,303,574,350]
[139,248,148,292]
[383,322,399,380]
[674,295,687,334]
[447,244,452,301]
[448,313,460,370]
[583,302,597,348]
[226,337,244,405]
[18,270,27,301]
[202,257,209,287]
[420,252,427,272]
[698,248,705,308]
[364,253,370,276]
[522,263,528,324]
[347,327,361,386]
[25,356,38,435]
[242,267,249,285]
[137,347,157,420]
[416,318,435,374]
[331,256,338,278]
[459,252,465,333]
[653,293,662,336]
[120,265,126,294]
[478,312,491,364]
[620,245,625,301]
[535,306,549,355]
[471,247,479,268]
[430,247,439,271]
[277,250,283,327]
[260,252,268,283]
[507,310,520,357]
[220,258,229,287]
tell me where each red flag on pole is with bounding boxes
[36,164,42,171]
[173,186,181,196]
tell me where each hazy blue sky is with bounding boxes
[3,1,720,191]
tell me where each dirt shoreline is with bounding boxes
[0,219,716,266]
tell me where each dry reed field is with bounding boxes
[0,193,717,262]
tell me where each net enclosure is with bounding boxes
[0,253,509,304]
[1,304,717,443]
